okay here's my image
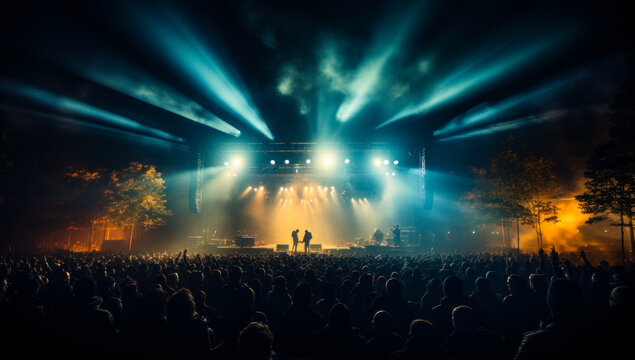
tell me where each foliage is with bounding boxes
[105,161,172,233]
[468,147,560,248]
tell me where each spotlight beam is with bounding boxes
[433,71,587,137]
[0,104,187,149]
[335,5,423,122]
[75,61,241,137]
[133,6,274,139]
[437,109,567,142]
[0,78,185,144]
[378,30,573,128]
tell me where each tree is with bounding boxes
[60,167,109,250]
[576,65,635,263]
[468,147,560,254]
[520,156,561,249]
[576,141,634,263]
[467,149,528,252]
[522,199,559,249]
[105,162,171,251]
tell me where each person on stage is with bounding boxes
[291,229,300,253]
[391,225,401,247]
[371,227,384,245]
[303,230,312,253]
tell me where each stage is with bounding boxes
[191,242,427,256]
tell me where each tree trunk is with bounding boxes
[501,218,505,250]
[619,211,625,264]
[629,217,634,261]
[129,221,136,252]
[516,217,521,258]
[537,219,543,249]
[88,220,95,251]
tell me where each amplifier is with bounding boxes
[276,244,289,252]
[234,236,255,247]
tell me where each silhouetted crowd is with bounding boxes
[0,248,633,359]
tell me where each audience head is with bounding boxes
[386,278,403,297]
[507,274,528,292]
[73,278,96,304]
[529,273,548,292]
[138,288,166,319]
[409,319,435,339]
[238,322,274,360]
[293,282,312,307]
[443,276,463,298]
[547,279,582,320]
[474,277,490,292]
[273,276,287,291]
[452,305,478,331]
[166,288,196,322]
[372,310,394,332]
[328,303,352,328]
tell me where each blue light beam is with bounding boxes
[378,31,572,128]
[437,109,567,142]
[0,78,185,144]
[79,64,241,137]
[135,9,273,139]
[434,71,586,137]
[335,6,422,122]
[0,104,188,150]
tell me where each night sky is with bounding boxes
[1,0,632,201]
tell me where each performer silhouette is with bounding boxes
[303,230,312,253]
[371,227,384,245]
[291,229,300,253]
[391,225,401,247]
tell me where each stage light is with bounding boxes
[232,173,237,177]
[290,187,294,191]
[270,160,276,165]
[374,159,381,166]
[224,161,230,167]
[331,186,335,189]
[259,186,264,191]
[325,157,332,165]
[385,172,389,176]
[254,188,258,192]
[447,231,451,234]
[285,188,288,192]
[391,172,395,176]
[280,187,283,191]
[345,159,350,164]
[305,186,308,190]
[383,159,389,165]
[285,159,290,164]
[393,160,399,165]
[306,159,311,164]
[232,158,243,167]
[472,230,476,234]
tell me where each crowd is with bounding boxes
[0,248,633,359]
